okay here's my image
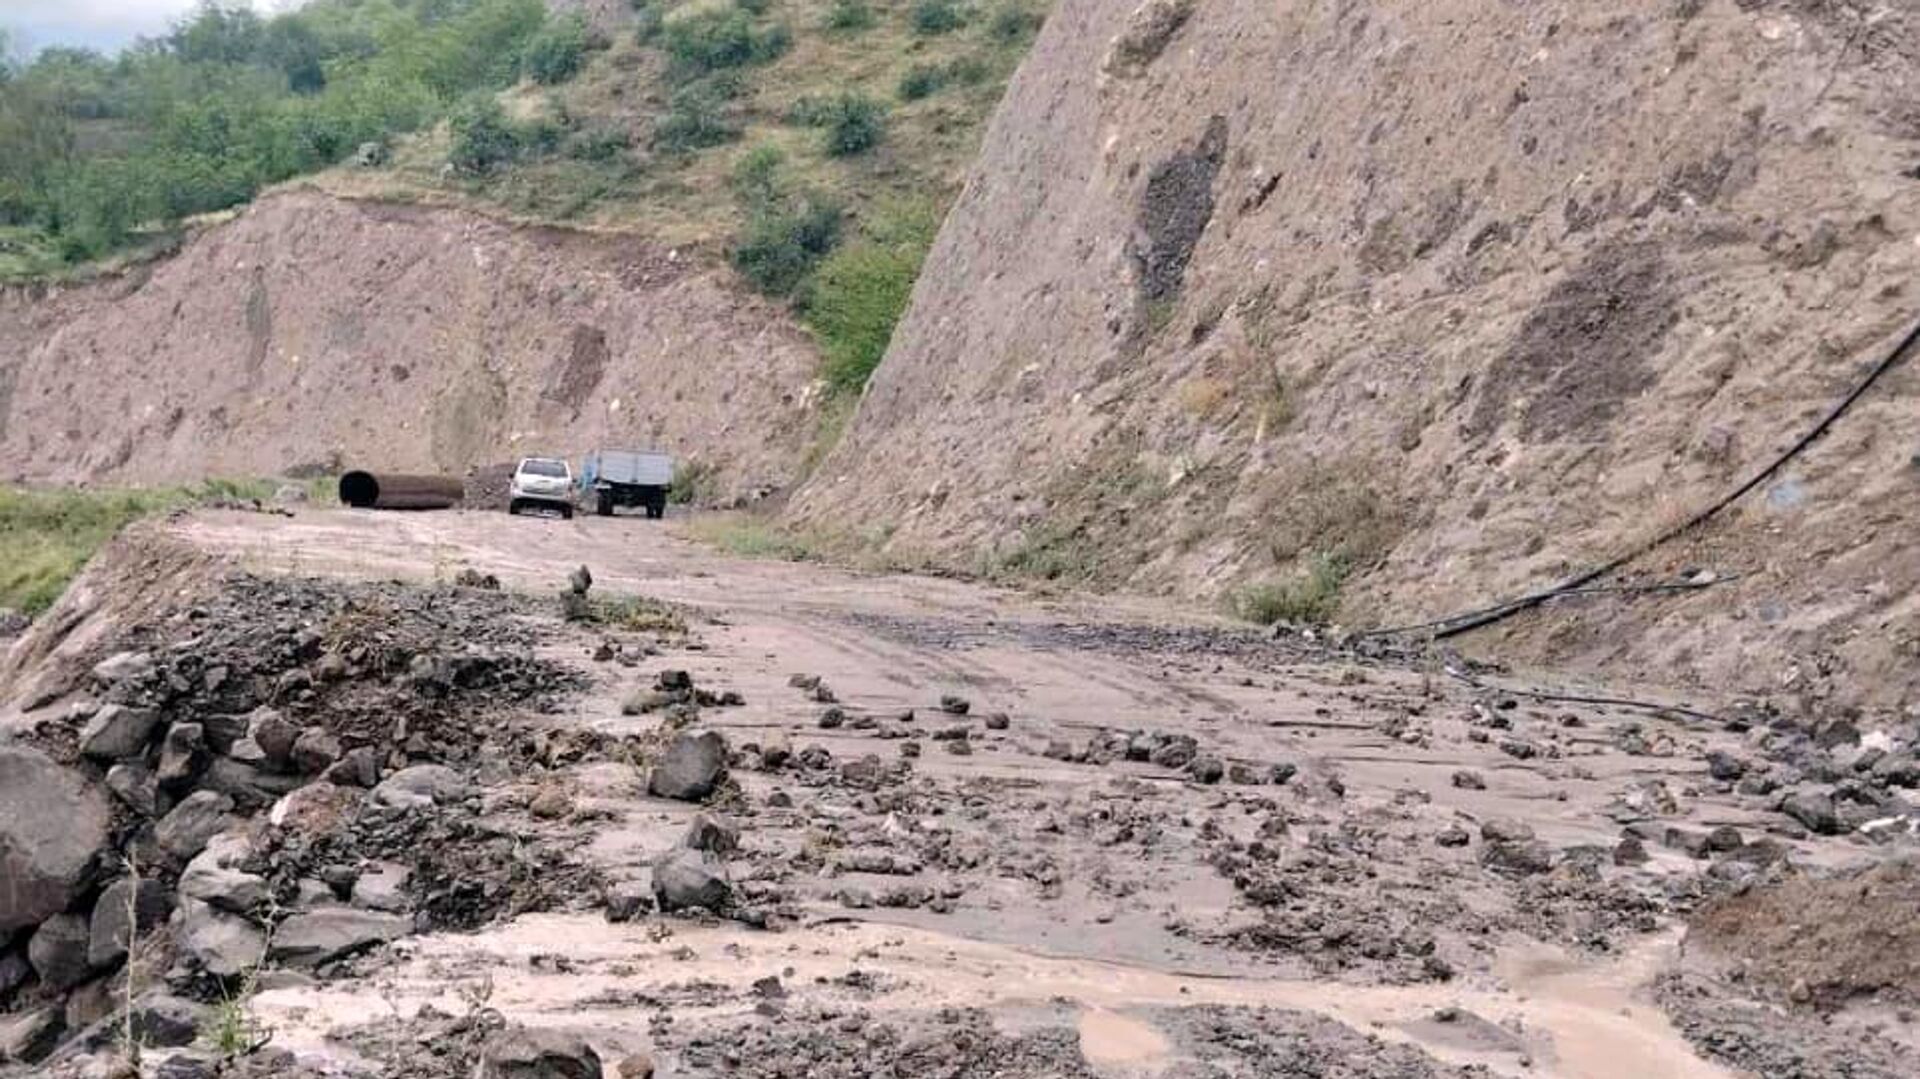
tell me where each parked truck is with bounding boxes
[581,449,673,519]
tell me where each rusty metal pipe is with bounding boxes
[338,471,465,510]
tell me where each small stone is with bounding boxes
[649,730,728,802]
[290,728,342,774]
[682,813,739,855]
[1781,789,1842,835]
[817,707,846,730]
[1662,827,1711,859]
[28,913,94,990]
[1187,756,1225,784]
[247,708,300,771]
[78,704,162,761]
[1435,825,1471,848]
[529,786,574,820]
[176,899,265,977]
[1450,770,1486,790]
[155,790,237,862]
[569,565,594,596]
[1705,750,1747,782]
[983,712,1010,731]
[938,695,971,715]
[270,907,409,966]
[88,876,174,968]
[945,738,974,756]
[1267,762,1298,785]
[350,862,412,914]
[1705,825,1744,852]
[478,1025,603,1079]
[156,722,207,787]
[604,881,653,923]
[105,763,159,817]
[1480,840,1553,876]
[326,746,382,788]
[1613,836,1650,865]
[652,849,730,913]
[1480,819,1536,844]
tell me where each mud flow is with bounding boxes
[1,508,1916,1077]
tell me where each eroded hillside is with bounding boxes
[794,0,1920,712]
[0,191,817,499]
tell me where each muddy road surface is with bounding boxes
[4,506,1916,1078]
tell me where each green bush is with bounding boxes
[653,77,742,152]
[824,0,876,31]
[945,54,992,84]
[566,127,631,162]
[448,96,523,173]
[732,195,843,295]
[897,64,946,101]
[523,15,590,84]
[660,8,789,78]
[1230,553,1350,626]
[632,2,665,42]
[804,203,936,394]
[730,143,786,204]
[910,0,968,35]
[988,2,1040,42]
[819,93,885,156]
[737,0,773,14]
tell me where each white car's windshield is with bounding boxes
[520,459,568,478]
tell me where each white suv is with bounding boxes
[508,457,575,519]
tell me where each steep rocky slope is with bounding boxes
[795,0,1920,712]
[0,190,820,500]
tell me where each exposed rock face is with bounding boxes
[793,0,1920,711]
[0,190,820,503]
[0,746,112,932]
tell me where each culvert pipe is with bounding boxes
[338,471,465,511]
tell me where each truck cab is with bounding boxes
[581,449,673,519]
[508,457,576,518]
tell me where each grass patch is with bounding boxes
[0,479,305,615]
[1230,552,1349,626]
[590,594,690,635]
[670,458,719,505]
[687,517,822,561]
[982,523,1101,585]
[804,200,938,395]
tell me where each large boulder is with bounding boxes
[270,907,409,966]
[77,704,162,761]
[477,1025,604,1079]
[0,745,112,931]
[27,913,94,990]
[176,898,265,977]
[1781,789,1843,835]
[350,861,412,914]
[89,876,176,968]
[648,731,728,802]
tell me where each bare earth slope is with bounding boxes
[793,0,1920,713]
[0,190,819,500]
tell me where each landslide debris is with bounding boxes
[0,554,619,1068]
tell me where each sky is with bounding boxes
[1,0,280,56]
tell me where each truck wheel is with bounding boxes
[597,494,613,517]
[560,503,574,521]
[646,500,664,520]
[508,500,521,516]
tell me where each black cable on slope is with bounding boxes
[1359,314,1920,642]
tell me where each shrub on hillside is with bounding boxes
[820,93,885,156]
[733,196,843,295]
[737,0,773,14]
[632,1,665,42]
[824,0,876,32]
[653,76,742,151]
[661,8,790,77]
[988,2,1041,42]
[730,143,787,203]
[910,0,968,35]
[448,96,522,173]
[805,203,937,394]
[523,15,590,84]
[897,64,946,101]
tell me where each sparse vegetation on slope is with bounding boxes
[0,479,324,614]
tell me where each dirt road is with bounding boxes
[8,505,1912,1076]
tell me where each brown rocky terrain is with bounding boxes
[0,190,820,503]
[792,0,1920,715]
[0,504,1917,1077]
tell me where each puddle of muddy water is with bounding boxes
[254,916,1731,1079]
